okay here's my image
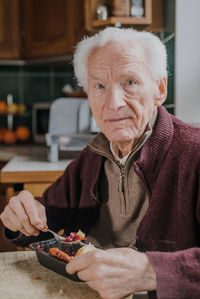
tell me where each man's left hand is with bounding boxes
[66,247,156,299]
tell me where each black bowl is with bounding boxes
[29,238,87,281]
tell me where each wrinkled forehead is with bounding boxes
[87,40,146,69]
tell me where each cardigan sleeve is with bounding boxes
[147,247,200,299]
[146,167,200,299]
[3,159,77,248]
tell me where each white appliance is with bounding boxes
[90,116,100,133]
[46,97,94,162]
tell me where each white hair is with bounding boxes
[73,27,167,91]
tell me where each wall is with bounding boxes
[176,0,200,125]
[162,0,175,115]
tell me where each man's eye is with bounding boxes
[95,83,104,89]
[126,80,135,86]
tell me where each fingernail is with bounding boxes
[36,224,44,230]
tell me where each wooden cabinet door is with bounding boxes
[20,0,85,59]
[0,0,21,59]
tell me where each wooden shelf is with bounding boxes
[85,0,163,32]
[93,16,151,27]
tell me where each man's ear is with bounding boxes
[154,77,168,107]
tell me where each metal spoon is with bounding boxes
[44,228,66,242]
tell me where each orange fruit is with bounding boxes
[0,101,7,114]
[15,126,30,141]
[3,130,16,144]
[7,103,18,115]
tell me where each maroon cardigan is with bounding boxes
[5,106,200,299]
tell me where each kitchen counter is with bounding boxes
[0,155,73,198]
[1,156,72,183]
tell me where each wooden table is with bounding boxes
[0,251,101,299]
[0,251,147,299]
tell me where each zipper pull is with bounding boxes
[118,167,124,192]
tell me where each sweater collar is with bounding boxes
[134,105,174,194]
[87,109,158,163]
[110,109,158,165]
[87,106,174,194]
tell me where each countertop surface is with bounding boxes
[0,156,73,183]
[0,144,79,183]
[0,145,77,183]
[1,156,72,172]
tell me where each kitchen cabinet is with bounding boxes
[20,0,85,59]
[0,0,163,61]
[84,0,163,32]
[0,0,21,59]
[0,0,85,60]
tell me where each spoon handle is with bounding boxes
[45,228,65,241]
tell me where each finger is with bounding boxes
[66,255,89,275]
[1,208,29,236]
[19,191,44,229]
[36,201,47,225]
[0,207,19,232]
[78,261,121,283]
[87,280,104,293]
[66,250,101,274]
[77,268,95,282]
[67,249,105,274]
[9,216,31,236]
[9,197,39,236]
[77,263,105,282]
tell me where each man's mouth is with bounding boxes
[107,117,132,123]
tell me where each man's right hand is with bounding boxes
[0,190,47,236]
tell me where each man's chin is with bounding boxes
[104,131,133,143]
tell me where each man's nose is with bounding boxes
[105,86,126,110]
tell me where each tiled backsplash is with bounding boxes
[0,63,76,107]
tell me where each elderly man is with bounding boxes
[1,27,200,299]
